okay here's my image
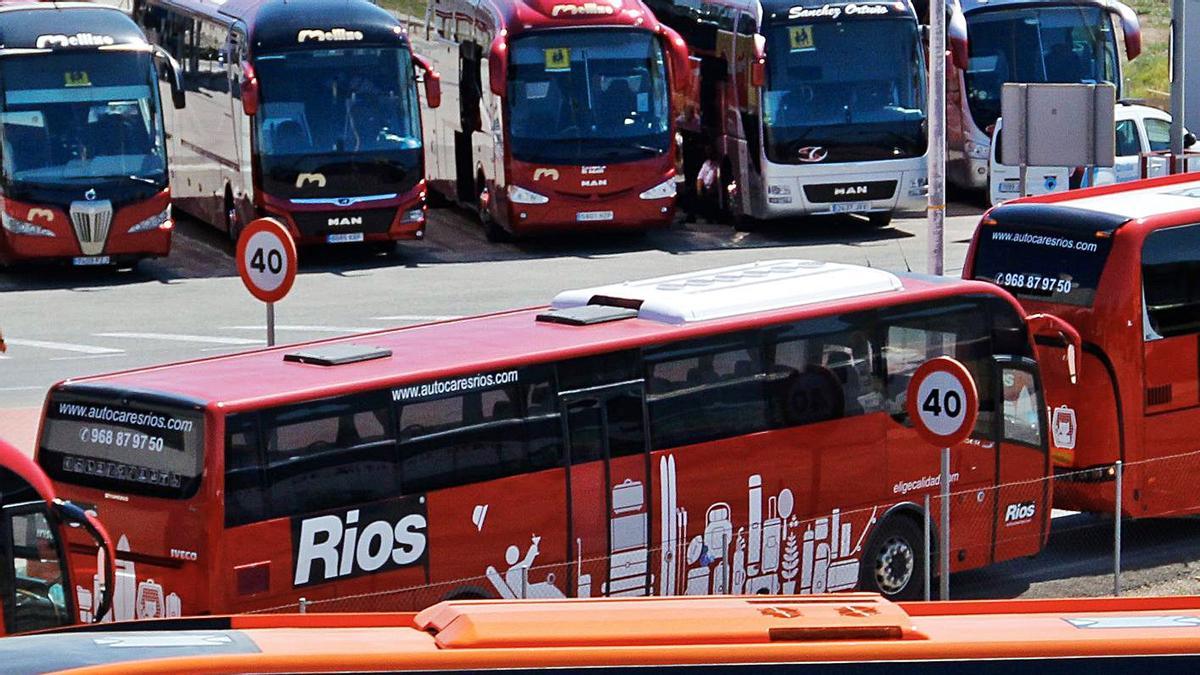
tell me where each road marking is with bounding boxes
[223,325,377,333]
[49,354,126,362]
[371,315,461,322]
[0,385,42,392]
[95,332,263,345]
[5,338,124,354]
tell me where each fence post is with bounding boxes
[298,597,308,614]
[1114,460,1123,597]
[923,494,931,602]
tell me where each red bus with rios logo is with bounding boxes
[413,0,690,240]
[35,260,1076,616]
[0,3,185,268]
[132,0,441,249]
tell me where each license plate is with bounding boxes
[72,256,111,266]
[998,181,1021,193]
[576,210,614,222]
[828,201,870,214]
[326,232,364,243]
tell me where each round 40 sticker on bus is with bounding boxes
[236,217,297,304]
[906,356,979,448]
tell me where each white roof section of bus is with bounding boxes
[551,259,903,325]
[1054,178,1200,220]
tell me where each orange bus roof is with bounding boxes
[16,594,1200,674]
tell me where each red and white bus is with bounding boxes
[36,260,1075,615]
[133,0,441,249]
[966,174,1200,517]
[947,0,1141,191]
[0,437,115,635]
[412,0,690,240]
[0,2,185,268]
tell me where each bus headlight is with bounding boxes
[400,208,425,223]
[638,178,677,200]
[127,205,172,233]
[965,141,989,160]
[2,212,55,237]
[508,185,549,205]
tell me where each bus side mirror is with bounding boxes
[948,2,969,70]
[412,53,441,109]
[751,34,766,89]
[53,499,115,624]
[152,46,186,110]
[1185,132,1196,148]
[241,62,260,117]
[1027,313,1081,384]
[1110,2,1141,59]
[488,34,507,97]
[657,25,693,98]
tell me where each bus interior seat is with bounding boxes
[732,359,755,378]
[491,400,515,420]
[600,78,636,123]
[91,114,152,156]
[825,351,864,414]
[2,123,50,173]
[270,119,310,154]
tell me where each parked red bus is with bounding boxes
[35,260,1076,617]
[412,0,689,240]
[0,2,185,268]
[12,594,1200,673]
[966,174,1200,517]
[132,0,441,249]
[0,437,114,635]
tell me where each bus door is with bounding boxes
[992,356,1050,561]
[0,501,71,634]
[560,381,652,598]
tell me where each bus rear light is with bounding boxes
[128,205,172,233]
[508,185,549,204]
[639,178,676,200]
[2,211,55,237]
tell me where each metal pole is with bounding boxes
[923,494,931,601]
[1114,460,1123,596]
[927,0,946,275]
[298,597,308,614]
[266,302,276,347]
[1171,0,1186,172]
[939,446,950,600]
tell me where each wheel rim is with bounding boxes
[873,535,914,595]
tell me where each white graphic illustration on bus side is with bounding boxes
[484,535,565,599]
[77,535,181,623]
[1052,405,1078,450]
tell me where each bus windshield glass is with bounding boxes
[762,17,926,164]
[37,393,205,500]
[965,5,1118,131]
[507,28,670,165]
[971,222,1113,306]
[253,46,422,198]
[0,52,166,189]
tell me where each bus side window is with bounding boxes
[224,414,264,527]
[4,506,68,634]
[1142,224,1200,339]
[1001,367,1043,447]
[764,321,884,428]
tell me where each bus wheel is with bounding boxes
[225,193,242,244]
[866,212,893,228]
[481,188,511,243]
[859,515,925,601]
[718,163,743,229]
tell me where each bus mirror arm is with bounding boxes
[1027,313,1081,384]
[1110,2,1141,59]
[241,62,260,117]
[947,3,969,71]
[658,25,694,98]
[750,34,766,89]
[412,54,441,109]
[53,499,115,623]
[152,46,186,110]
[488,35,507,97]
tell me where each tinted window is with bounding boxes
[1115,119,1141,157]
[1144,117,1171,153]
[1002,365,1043,447]
[764,322,884,427]
[1143,224,1200,338]
[971,224,1113,306]
[224,415,263,527]
[4,506,69,634]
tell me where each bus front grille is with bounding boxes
[70,200,113,256]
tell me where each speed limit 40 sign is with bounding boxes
[236,217,297,304]
[905,356,979,448]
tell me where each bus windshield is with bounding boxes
[507,28,671,165]
[37,392,205,500]
[253,46,422,198]
[971,222,1112,306]
[0,52,167,189]
[965,5,1118,132]
[762,17,926,164]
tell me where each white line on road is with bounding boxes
[223,325,377,333]
[371,315,462,322]
[5,338,124,354]
[0,385,42,392]
[49,353,126,362]
[95,332,263,345]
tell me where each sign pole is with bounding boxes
[237,217,297,346]
[267,302,276,347]
[940,446,950,600]
[927,0,946,275]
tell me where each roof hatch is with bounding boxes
[550,259,902,325]
[283,344,391,366]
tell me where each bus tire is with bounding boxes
[859,514,925,601]
[866,212,893,228]
[481,188,512,243]
[225,190,242,244]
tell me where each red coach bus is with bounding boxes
[11,594,1200,673]
[0,3,185,268]
[412,0,689,240]
[966,174,1200,517]
[0,438,114,635]
[133,0,441,249]
[36,260,1075,617]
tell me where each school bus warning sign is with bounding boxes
[544,47,571,71]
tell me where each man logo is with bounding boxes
[533,168,560,182]
[327,216,363,227]
[297,28,364,43]
[797,146,828,163]
[27,208,54,223]
[296,173,327,189]
[833,185,869,196]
